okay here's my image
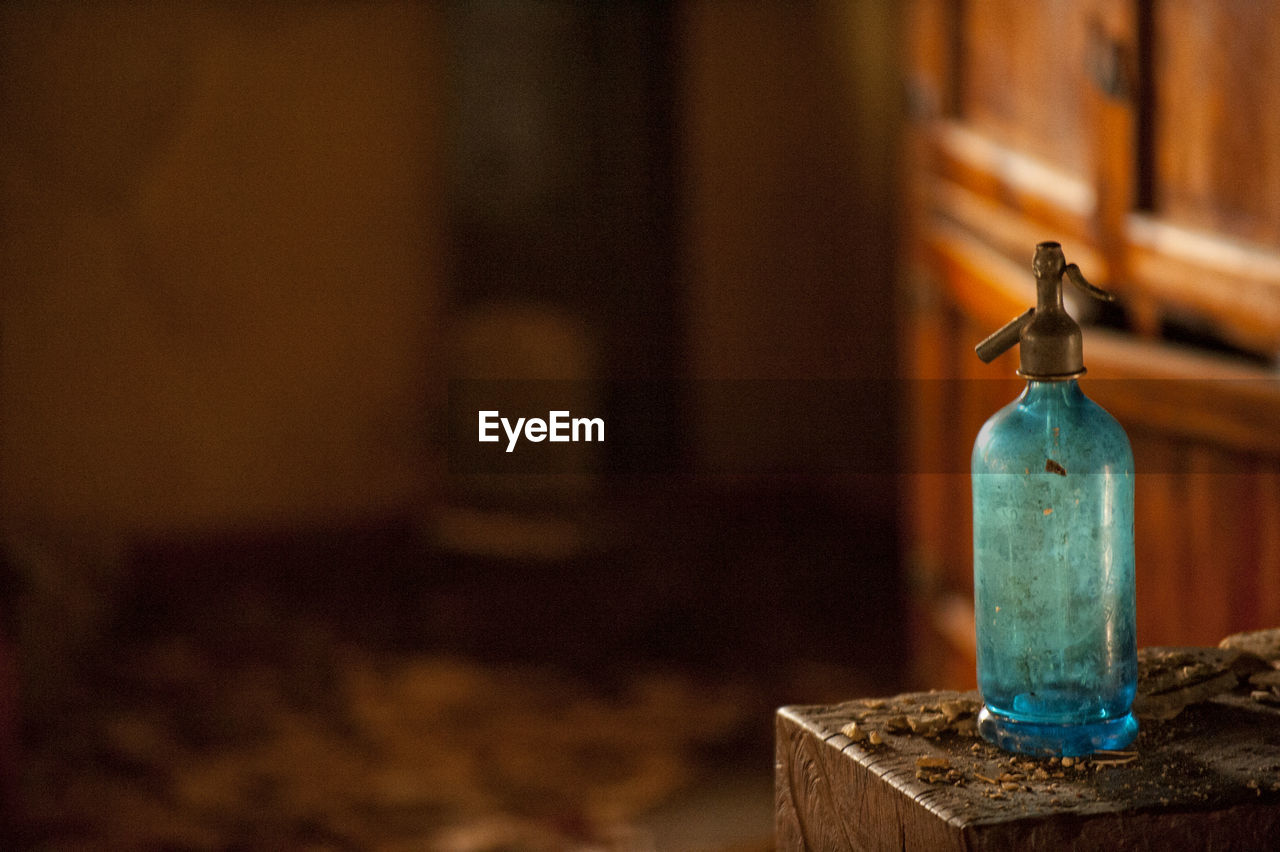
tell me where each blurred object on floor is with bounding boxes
[6,495,897,849]
[12,631,768,850]
[635,772,775,852]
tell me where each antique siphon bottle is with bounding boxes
[971,241,1138,756]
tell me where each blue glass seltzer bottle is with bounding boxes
[970,241,1138,756]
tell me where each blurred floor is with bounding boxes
[6,485,902,849]
[15,639,777,849]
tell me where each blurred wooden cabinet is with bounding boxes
[902,0,1280,687]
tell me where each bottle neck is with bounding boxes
[1036,273,1065,310]
[1021,378,1083,405]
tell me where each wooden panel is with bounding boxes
[902,0,1280,691]
[902,280,958,566]
[0,2,444,534]
[1151,0,1280,246]
[1131,440,1280,648]
[930,168,1098,274]
[932,126,1097,250]
[1258,470,1280,630]
[1087,336,1280,459]
[1130,439,1189,647]
[1125,215,1280,357]
[902,280,977,688]
[958,0,1096,178]
[903,0,956,120]
[1185,452,1253,645]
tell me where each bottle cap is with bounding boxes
[974,242,1114,379]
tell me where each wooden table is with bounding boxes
[777,688,1280,850]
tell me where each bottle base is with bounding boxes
[977,705,1138,757]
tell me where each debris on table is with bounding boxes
[809,633,1280,807]
[837,694,981,745]
[1220,627,1280,662]
[779,677,1280,849]
[1133,644,1269,721]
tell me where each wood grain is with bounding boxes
[957,0,1094,177]
[778,689,1280,850]
[1152,0,1280,247]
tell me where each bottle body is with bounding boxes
[971,380,1137,755]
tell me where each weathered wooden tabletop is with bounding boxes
[777,641,1280,850]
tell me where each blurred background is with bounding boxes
[2,0,1280,849]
